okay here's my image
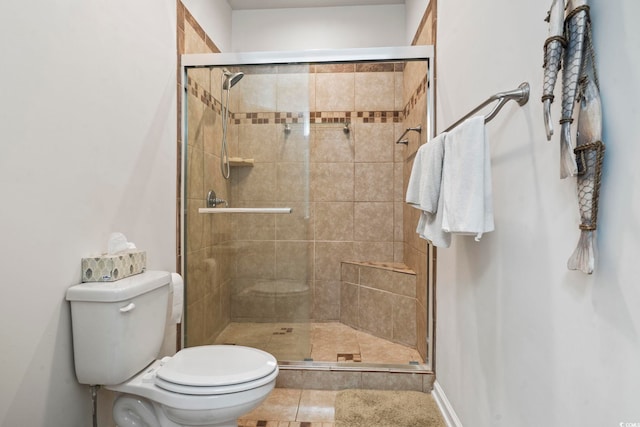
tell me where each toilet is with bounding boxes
[66,270,278,427]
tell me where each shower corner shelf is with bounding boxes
[228,157,254,167]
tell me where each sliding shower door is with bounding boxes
[183,47,436,369]
[226,64,313,361]
[183,64,313,361]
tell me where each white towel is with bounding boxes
[417,193,451,247]
[406,133,446,213]
[441,116,494,241]
[406,133,451,247]
[169,273,184,324]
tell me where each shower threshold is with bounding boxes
[278,359,431,373]
[276,359,434,392]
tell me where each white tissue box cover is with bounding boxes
[81,250,146,282]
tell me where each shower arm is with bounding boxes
[395,126,422,145]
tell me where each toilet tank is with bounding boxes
[66,270,171,385]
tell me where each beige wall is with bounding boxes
[226,62,408,323]
[179,3,234,347]
[341,262,418,348]
[403,0,437,363]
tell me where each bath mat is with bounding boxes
[335,389,446,427]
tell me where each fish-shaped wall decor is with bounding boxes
[542,0,593,179]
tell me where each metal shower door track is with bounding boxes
[182,45,433,67]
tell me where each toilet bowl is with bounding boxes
[65,271,279,427]
[108,346,278,427]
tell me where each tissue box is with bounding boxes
[81,250,146,282]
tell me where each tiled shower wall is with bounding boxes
[403,2,438,361]
[341,262,418,347]
[226,63,408,322]
[179,4,235,347]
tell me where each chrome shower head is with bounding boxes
[222,70,244,90]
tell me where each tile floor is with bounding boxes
[231,323,428,426]
[238,388,337,427]
[214,321,423,365]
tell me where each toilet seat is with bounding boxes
[154,345,278,395]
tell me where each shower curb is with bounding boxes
[276,361,435,393]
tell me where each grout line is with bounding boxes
[294,388,303,422]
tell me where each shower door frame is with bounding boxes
[180,45,436,371]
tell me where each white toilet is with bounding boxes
[66,270,278,427]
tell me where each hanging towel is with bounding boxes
[416,190,451,247]
[441,115,494,241]
[406,132,446,213]
[406,133,451,247]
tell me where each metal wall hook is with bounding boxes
[395,125,422,144]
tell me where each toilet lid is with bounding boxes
[155,345,277,393]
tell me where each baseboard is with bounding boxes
[432,380,463,427]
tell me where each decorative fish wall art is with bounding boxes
[542,0,569,170]
[542,0,605,274]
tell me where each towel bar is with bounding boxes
[199,208,292,214]
[443,82,530,133]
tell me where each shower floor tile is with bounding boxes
[213,321,422,364]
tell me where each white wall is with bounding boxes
[231,4,405,51]
[0,1,177,425]
[405,0,430,44]
[435,1,640,426]
[181,0,233,51]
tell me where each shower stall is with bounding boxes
[181,47,435,371]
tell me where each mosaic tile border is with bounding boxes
[234,111,402,125]
[187,77,223,115]
[188,71,427,126]
[403,73,429,119]
[187,79,404,125]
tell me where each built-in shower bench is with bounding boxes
[339,261,417,350]
[276,261,433,391]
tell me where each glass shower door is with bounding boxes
[184,64,313,361]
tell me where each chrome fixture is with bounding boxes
[222,70,244,90]
[443,82,530,132]
[220,68,244,180]
[199,207,293,214]
[284,123,292,134]
[206,190,228,208]
[343,121,350,134]
[395,125,421,144]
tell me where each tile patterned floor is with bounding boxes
[214,321,423,365]
[231,324,429,425]
[238,388,337,427]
